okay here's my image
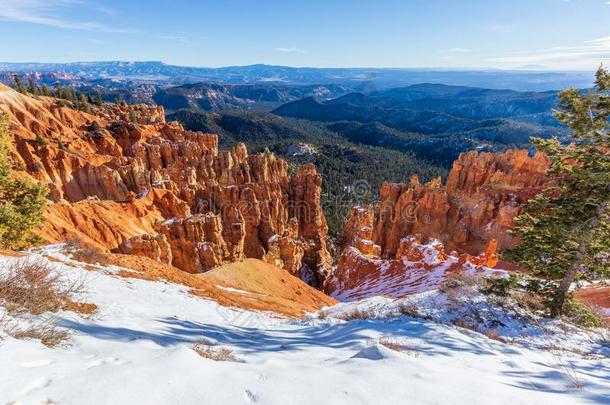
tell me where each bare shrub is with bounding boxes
[64,237,110,266]
[439,272,480,293]
[378,336,420,357]
[529,316,585,390]
[440,272,481,307]
[10,322,70,348]
[600,329,610,348]
[0,258,83,315]
[552,351,583,390]
[191,340,236,361]
[396,301,421,318]
[333,308,375,321]
[483,329,506,343]
[451,318,479,332]
[514,291,545,313]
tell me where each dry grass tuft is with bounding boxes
[333,308,375,321]
[451,318,479,332]
[396,301,422,318]
[440,272,481,306]
[191,340,236,361]
[378,336,420,357]
[64,237,110,266]
[0,258,94,348]
[439,272,480,293]
[483,329,506,343]
[64,299,97,315]
[0,258,84,315]
[10,322,70,348]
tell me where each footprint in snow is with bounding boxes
[85,357,124,369]
[244,389,259,403]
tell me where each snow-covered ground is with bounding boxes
[1,246,608,405]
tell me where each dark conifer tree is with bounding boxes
[506,67,610,317]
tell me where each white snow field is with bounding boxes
[0,246,608,405]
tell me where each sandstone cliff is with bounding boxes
[343,149,549,257]
[330,149,548,299]
[0,85,331,283]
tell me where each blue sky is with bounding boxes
[1,0,610,70]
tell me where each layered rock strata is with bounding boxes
[1,85,331,281]
[330,150,548,299]
[342,149,549,257]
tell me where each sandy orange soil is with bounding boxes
[103,253,336,318]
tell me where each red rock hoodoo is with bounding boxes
[0,84,331,284]
[329,149,548,299]
[342,149,549,257]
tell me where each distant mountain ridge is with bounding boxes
[153,82,351,112]
[272,83,564,146]
[0,61,595,91]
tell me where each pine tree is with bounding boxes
[0,112,48,249]
[54,83,62,98]
[61,87,76,101]
[41,84,52,97]
[27,78,39,95]
[506,67,610,317]
[93,90,103,106]
[12,75,27,94]
[78,93,90,113]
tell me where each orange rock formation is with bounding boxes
[329,150,548,299]
[0,84,331,283]
[343,149,549,257]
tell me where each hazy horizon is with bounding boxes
[1,0,609,70]
[0,60,598,73]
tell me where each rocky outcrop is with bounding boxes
[155,215,233,273]
[264,218,305,276]
[326,234,502,301]
[328,198,502,301]
[37,188,180,251]
[330,149,546,300]
[118,233,173,264]
[1,85,331,280]
[344,150,549,258]
[290,164,333,284]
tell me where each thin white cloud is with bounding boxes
[0,0,134,33]
[274,47,307,54]
[95,5,118,16]
[487,35,610,69]
[589,36,610,45]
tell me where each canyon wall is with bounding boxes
[329,149,548,298]
[0,84,331,284]
[342,149,549,257]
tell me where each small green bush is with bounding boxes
[480,273,520,297]
[0,112,48,249]
[563,298,604,329]
[35,133,48,146]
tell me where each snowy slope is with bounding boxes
[0,247,608,405]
